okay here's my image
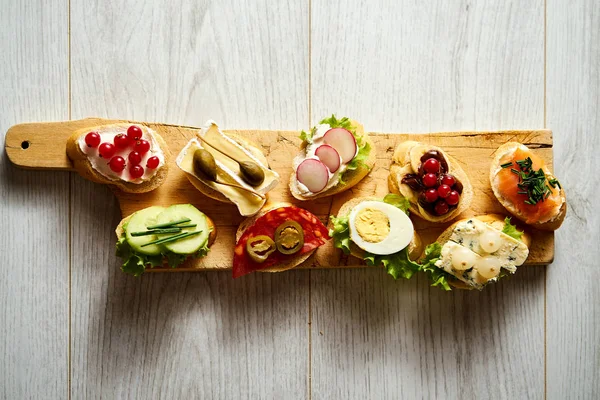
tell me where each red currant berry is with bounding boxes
[134,139,150,154]
[128,151,142,166]
[422,173,438,187]
[423,158,440,174]
[446,190,460,206]
[130,165,144,179]
[127,125,142,141]
[114,133,132,149]
[424,188,439,203]
[108,156,126,172]
[84,132,101,148]
[441,174,456,187]
[146,156,160,169]
[98,142,116,158]
[437,184,452,198]
[434,200,449,215]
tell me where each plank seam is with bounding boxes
[307,0,313,398]
[67,0,72,398]
[543,0,548,399]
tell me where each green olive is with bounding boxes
[246,235,276,263]
[274,220,304,255]
[239,161,265,186]
[193,149,217,181]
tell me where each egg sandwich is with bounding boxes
[329,195,423,279]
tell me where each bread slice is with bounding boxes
[490,142,567,231]
[183,133,271,204]
[66,123,170,193]
[433,214,531,290]
[333,197,423,261]
[235,202,318,273]
[289,121,377,200]
[115,211,217,249]
[388,142,473,223]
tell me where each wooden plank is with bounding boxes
[546,0,600,398]
[5,120,556,270]
[69,0,309,398]
[0,1,69,399]
[310,0,545,398]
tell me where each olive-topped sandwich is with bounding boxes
[232,203,330,278]
[115,204,216,276]
[388,141,473,223]
[176,120,280,217]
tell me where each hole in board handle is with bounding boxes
[21,141,30,150]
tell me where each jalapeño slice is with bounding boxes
[246,235,276,263]
[274,220,304,255]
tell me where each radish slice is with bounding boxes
[296,159,329,193]
[315,145,341,173]
[323,128,357,163]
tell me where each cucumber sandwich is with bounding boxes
[116,204,216,276]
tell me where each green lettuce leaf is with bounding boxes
[419,243,452,291]
[502,217,524,241]
[299,130,312,143]
[329,215,351,254]
[364,247,420,280]
[382,194,411,214]
[319,114,353,130]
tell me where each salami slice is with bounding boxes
[233,206,330,278]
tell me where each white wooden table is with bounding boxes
[1,1,598,399]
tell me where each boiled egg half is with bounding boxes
[348,201,414,255]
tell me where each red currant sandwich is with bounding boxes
[115,204,216,276]
[329,194,423,280]
[419,215,531,290]
[289,115,376,200]
[233,203,330,278]
[177,121,280,217]
[67,123,169,193]
[388,141,473,223]
[490,142,566,231]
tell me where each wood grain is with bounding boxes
[0,0,69,399]
[310,0,546,399]
[68,0,309,398]
[5,119,556,270]
[547,0,600,398]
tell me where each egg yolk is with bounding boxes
[355,208,390,243]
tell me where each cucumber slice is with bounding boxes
[125,206,167,256]
[155,204,210,255]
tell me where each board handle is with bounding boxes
[4,118,121,170]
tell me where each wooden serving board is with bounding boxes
[5,118,554,272]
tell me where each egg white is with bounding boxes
[348,201,414,255]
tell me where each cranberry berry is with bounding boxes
[422,158,440,174]
[424,188,438,203]
[134,139,151,155]
[434,200,449,216]
[127,125,142,141]
[441,174,456,187]
[85,132,101,148]
[98,142,116,159]
[437,184,452,198]
[422,173,438,187]
[146,156,160,169]
[446,191,460,206]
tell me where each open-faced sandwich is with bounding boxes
[233,203,330,278]
[388,141,473,223]
[289,115,376,200]
[177,121,280,217]
[419,215,531,290]
[115,204,216,276]
[490,142,566,230]
[67,123,169,193]
[329,194,423,279]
